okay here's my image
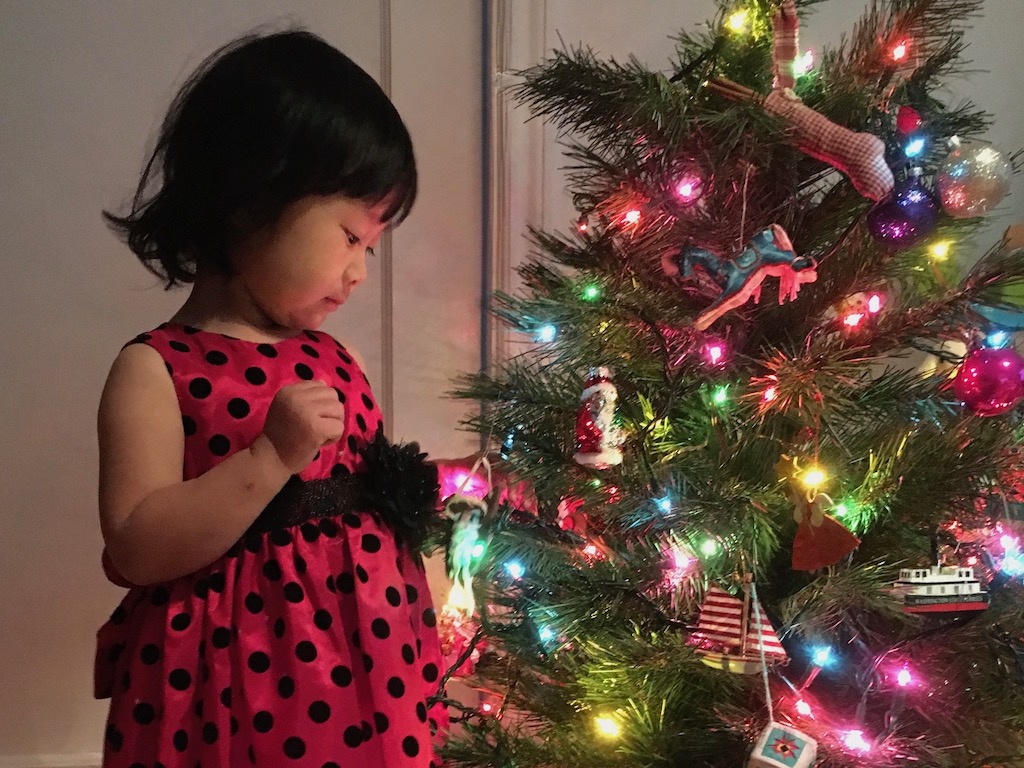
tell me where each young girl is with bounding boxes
[95,30,446,767]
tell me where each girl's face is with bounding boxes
[230,194,390,331]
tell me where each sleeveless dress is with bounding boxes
[95,323,447,767]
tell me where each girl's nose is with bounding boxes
[347,251,369,286]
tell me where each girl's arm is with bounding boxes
[98,344,341,585]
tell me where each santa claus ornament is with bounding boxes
[573,367,625,469]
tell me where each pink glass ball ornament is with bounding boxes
[952,347,1024,416]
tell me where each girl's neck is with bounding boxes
[170,272,298,344]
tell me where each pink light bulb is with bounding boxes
[763,386,778,402]
[674,174,703,203]
[843,730,871,752]
[623,209,641,225]
[583,544,599,557]
[843,312,865,328]
[897,666,912,687]
[868,294,883,313]
[706,344,724,365]
[795,699,812,717]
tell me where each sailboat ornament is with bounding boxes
[694,581,788,674]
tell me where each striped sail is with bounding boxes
[696,584,787,661]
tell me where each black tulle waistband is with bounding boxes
[245,473,364,536]
[242,432,441,552]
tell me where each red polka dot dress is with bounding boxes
[95,323,447,767]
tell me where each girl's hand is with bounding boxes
[262,381,346,473]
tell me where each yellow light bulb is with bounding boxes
[727,9,749,32]
[929,241,951,260]
[801,467,827,489]
[595,716,621,738]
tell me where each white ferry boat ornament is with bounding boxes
[893,563,990,614]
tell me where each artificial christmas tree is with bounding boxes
[437,1,1024,765]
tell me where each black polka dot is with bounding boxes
[209,434,231,455]
[256,343,278,358]
[193,579,209,599]
[244,593,264,614]
[244,366,267,385]
[336,572,355,593]
[334,387,347,404]
[295,362,314,380]
[300,523,321,543]
[386,587,402,606]
[169,340,190,353]
[205,350,228,365]
[188,377,212,398]
[182,415,197,436]
[211,627,231,649]
[273,618,286,639]
[326,574,337,592]
[401,644,415,664]
[363,653,374,673]
[351,629,362,648]
[301,343,320,358]
[356,413,367,432]
[331,462,351,478]
[361,393,374,410]
[374,711,390,734]
[402,736,420,757]
[319,518,339,537]
[140,644,160,664]
[422,608,436,628]
[283,582,305,603]
[362,720,373,741]
[283,736,306,759]
[262,560,282,580]
[343,513,362,528]
[227,398,250,419]
[173,729,189,752]
[347,435,358,453]
[194,700,204,718]
[423,662,439,682]
[270,528,293,546]
[387,677,405,698]
[253,710,273,733]
[294,553,307,574]
[295,641,317,662]
[202,722,219,744]
[308,700,331,723]
[169,668,191,690]
[314,610,332,630]
[105,724,124,752]
[336,366,352,383]
[132,702,155,724]
[362,534,381,553]
[338,350,354,365]
[248,651,270,673]
[416,701,428,722]
[406,584,419,603]
[331,665,353,688]
[356,565,369,583]
[371,618,391,639]
[220,686,232,708]
[208,572,225,592]
[149,586,170,605]
[278,675,295,698]
[170,612,191,631]
[343,725,363,748]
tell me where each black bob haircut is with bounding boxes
[104,30,417,288]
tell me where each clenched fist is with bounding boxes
[261,381,346,473]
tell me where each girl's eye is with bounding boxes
[366,247,376,258]
[346,232,359,247]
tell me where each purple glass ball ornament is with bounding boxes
[867,168,940,250]
[952,347,1024,417]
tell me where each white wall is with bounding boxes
[0,1,480,764]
